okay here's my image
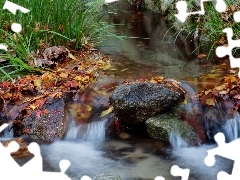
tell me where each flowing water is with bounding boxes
[10,2,237,179]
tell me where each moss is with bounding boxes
[145,111,199,145]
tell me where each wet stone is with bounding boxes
[23,98,66,141]
[93,173,122,180]
[110,82,184,124]
[145,113,199,146]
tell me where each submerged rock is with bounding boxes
[110,82,184,124]
[145,108,200,146]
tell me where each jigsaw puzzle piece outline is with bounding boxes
[0,124,22,177]
[204,132,240,180]
[171,165,190,180]
[215,28,240,77]
[175,0,227,23]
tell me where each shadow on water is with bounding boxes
[99,1,231,91]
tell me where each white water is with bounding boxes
[169,132,188,148]
[78,119,107,142]
[223,113,240,142]
[171,144,233,179]
[39,139,233,179]
[64,119,80,141]
[0,125,13,141]
[64,119,107,142]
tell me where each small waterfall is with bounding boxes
[0,124,13,141]
[78,119,107,142]
[64,119,107,142]
[223,113,240,142]
[178,82,202,115]
[64,119,80,140]
[169,132,188,148]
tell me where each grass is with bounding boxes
[163,0,240,59]
[0,0,119,81]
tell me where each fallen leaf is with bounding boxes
[85,104,92,112]
[206,98,216,106]
[205,89,212,95]
[33,79,42,89]
[42,109,49,114]
[215,84,226,91]
[198,54,207,59]
[36,110,42,118]
[100,105,114,117]
[68,52,77,60]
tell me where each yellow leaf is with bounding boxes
[85,104,92,112]
[59,72,68,78]
[33,79,42,89]
[100,106,114,117]
[182,96,188,105]
[206,98,216,106]
[205,89,212,95]
[68,53,77,60]
[215,85,226,91]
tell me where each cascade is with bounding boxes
[78,119,107,142]
[169,132,188,148]
[64,118,107,142]
[223,113,240,142]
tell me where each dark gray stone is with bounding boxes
[23,98,67,141]
[109,82,184,124]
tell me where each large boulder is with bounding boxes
[109,82,184,124]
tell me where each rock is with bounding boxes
[109,82,184,124]
[145,107,200,146]
[23,98,67,141]
[93,173,122,180]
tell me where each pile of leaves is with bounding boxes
[197,75,240,113]
[0,46,112,137]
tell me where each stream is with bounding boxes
[4,1,236,180]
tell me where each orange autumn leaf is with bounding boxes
[42,109,49,114]
[1,81,11,88]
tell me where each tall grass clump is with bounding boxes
[0,0,116,80]
[165,0,240,58]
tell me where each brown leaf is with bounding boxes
[198,54,207,59]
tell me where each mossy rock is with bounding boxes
[93,173,122,180]
[145,113,199,146]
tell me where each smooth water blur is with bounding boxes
[223,113,240,142]
[39,136,233,179]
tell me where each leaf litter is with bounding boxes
[0,46,112,137]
